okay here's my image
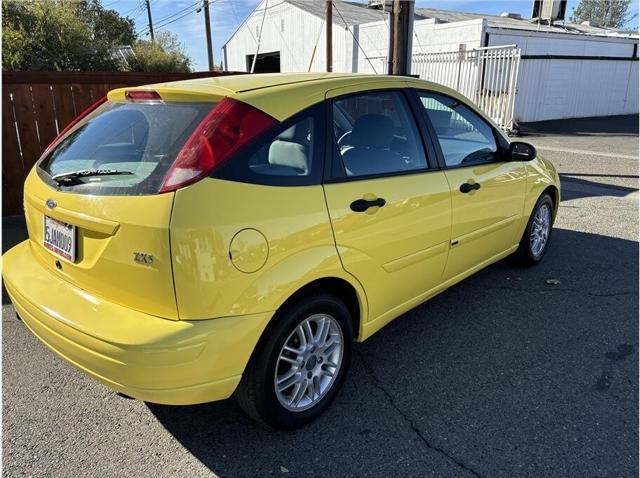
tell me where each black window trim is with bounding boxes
[322,87,439,184]
[411,88,510,171]
[213,101,326,187]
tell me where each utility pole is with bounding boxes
[326,0,333,72]
[145,0,155,43]
[388,0,414,75]
[203,0,215,71]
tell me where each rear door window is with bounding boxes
[247,117,314,177]
[213,103,324,186]
[39,101,214,195]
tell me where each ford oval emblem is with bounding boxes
[46,199,57,210]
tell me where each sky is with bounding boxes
[109,0,639,71]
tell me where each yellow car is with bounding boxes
[3,73,559,429]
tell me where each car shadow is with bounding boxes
[2,215,27,305]
[147,227,639,477]
[520,114,638,138]
[559,174,638,201]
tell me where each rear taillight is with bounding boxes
[159,97,277,193]
[44,96,107,153]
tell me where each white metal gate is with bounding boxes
[411,45,521,131]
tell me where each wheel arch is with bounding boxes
[542,185,560,220]
[237,275,367,392]
[255,276,367,357]
[280,277,364,340]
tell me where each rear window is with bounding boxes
[38,101,214,195]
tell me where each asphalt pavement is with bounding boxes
[2,114,638,477]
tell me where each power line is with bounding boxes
[138,1,205,34]
[155,5,203,29]
[227,0,259,45]
[250,0,269,72]
[333,2,378,73]
[154,0,202,24]
[308,17,326,71]
[265,1,302,70]
[251,2,286,13]
[122,2,145,17]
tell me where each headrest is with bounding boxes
[268,140,309,174]
[351,114,394,149]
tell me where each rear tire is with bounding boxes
[235,293,353,430]
[515,193,554,266]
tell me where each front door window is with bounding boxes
[332,91,427,177]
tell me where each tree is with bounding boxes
[571,0,638,28]
[78,0,137,47]
[2,0,136,71]
[2,0,193,72]
[127,31,192,73]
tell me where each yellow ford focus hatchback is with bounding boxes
[3,73,559,429]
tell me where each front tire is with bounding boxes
[515,193,554,265]
[235,293,353,430]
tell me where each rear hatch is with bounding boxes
[26,93,217,320]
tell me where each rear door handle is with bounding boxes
[350,197,386,212]
[459,182,481,193]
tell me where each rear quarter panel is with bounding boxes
[170,178,367,323]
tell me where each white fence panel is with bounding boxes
[412,45,521,131]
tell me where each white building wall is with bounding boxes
[353,18,485,74]
[224,0,354,73]
[351,20,387,74]
[224,6,486,76]
[488,30,639,121]
[413,18,484,53]
[223,2,638,121]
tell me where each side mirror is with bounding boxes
[509,141,537,161]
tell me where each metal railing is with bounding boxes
[411,45,522,131]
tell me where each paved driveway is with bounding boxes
[3,115,638,477]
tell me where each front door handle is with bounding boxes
[350,197,386,212]
[459,182,481,193]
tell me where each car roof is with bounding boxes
[138,73,390,95]
[107,73,486,126]
[173,72,377,94]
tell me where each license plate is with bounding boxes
[43,215,76,262]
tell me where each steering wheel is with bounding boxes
[337,131,352,148]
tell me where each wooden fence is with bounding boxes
[2,70,241,216]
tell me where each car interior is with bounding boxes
[333,92,426,177]
[419,94,498,166]
[248,117,314,176]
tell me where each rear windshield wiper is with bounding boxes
[51,169,134,184]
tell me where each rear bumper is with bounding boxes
[3,240,272,405]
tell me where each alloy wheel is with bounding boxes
[274,314,344,412]
[530,203,551,257]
